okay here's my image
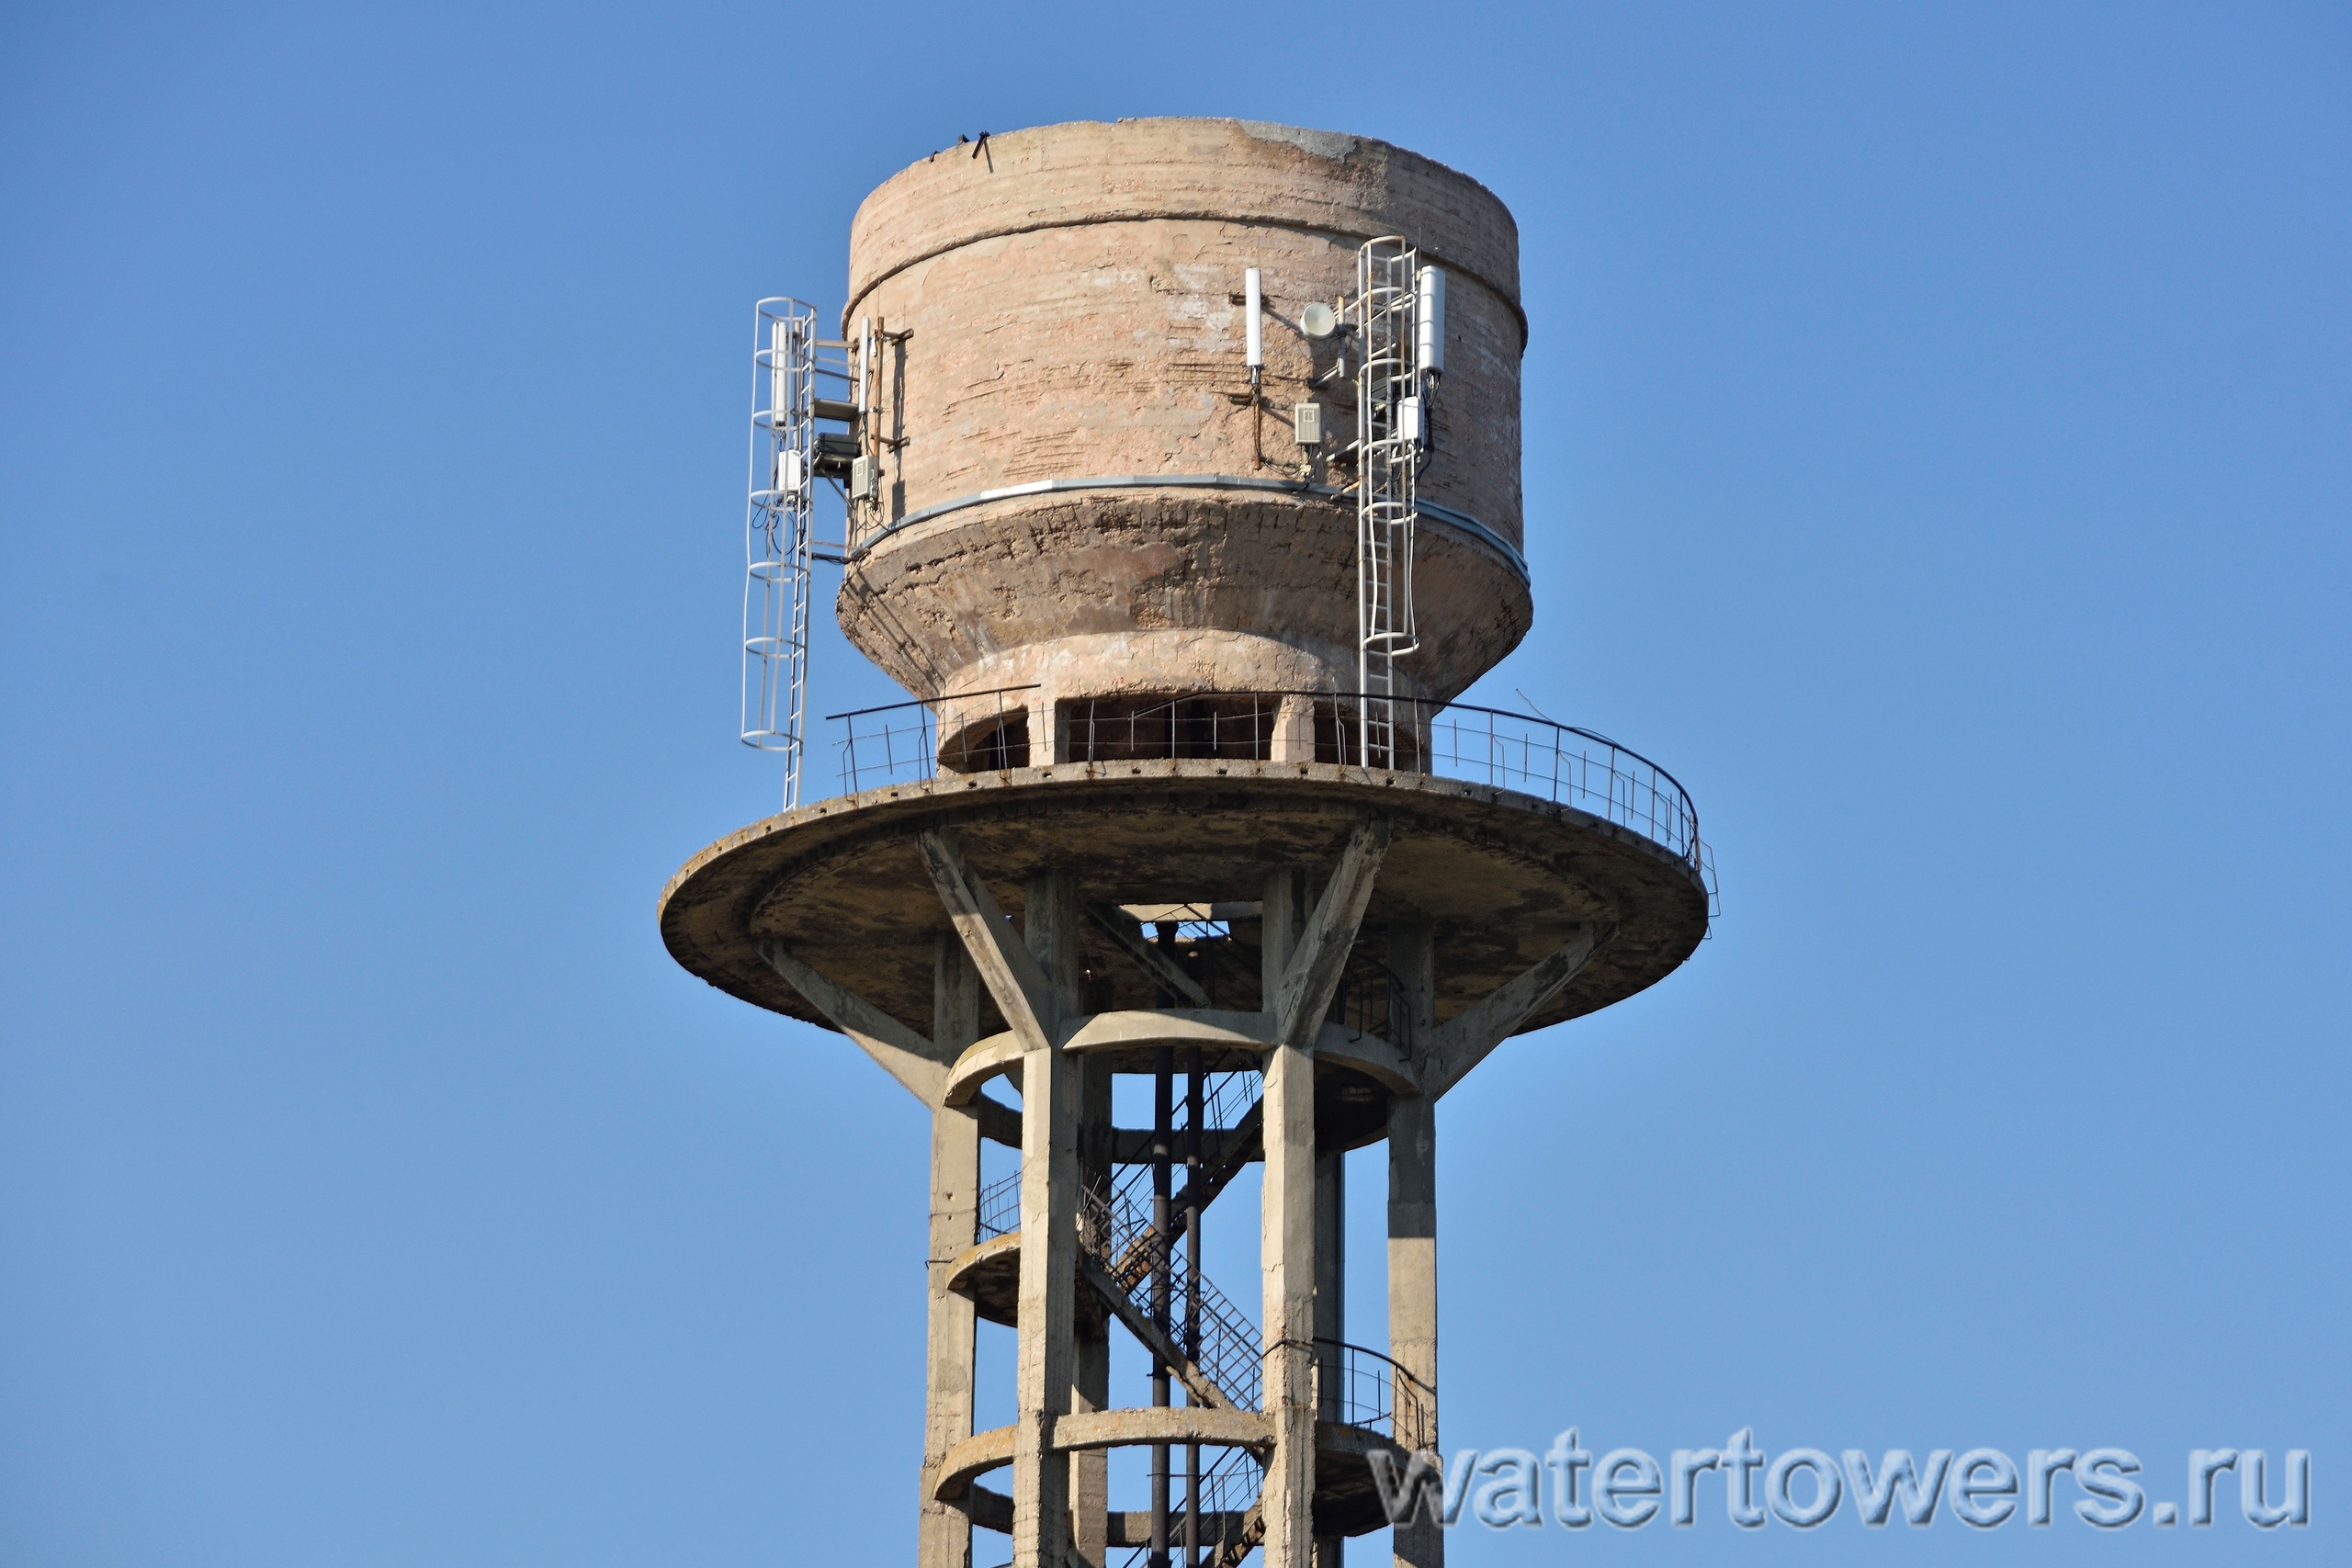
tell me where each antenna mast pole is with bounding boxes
[744,298,818,808]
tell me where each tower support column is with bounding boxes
[1009,868,1081,1568]
[1387,918,1442,1568]
[1313,1146,1346,1568]
[1271,695,1317,763]
[1261,868,1317,1568]
[1070,1045,1113,1568]
[919,939,983,1568]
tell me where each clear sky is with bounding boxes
[3,4,2345,1565]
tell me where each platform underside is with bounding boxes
[660,761,1708,1050]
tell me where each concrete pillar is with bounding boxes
[1313,1150,1345,1407]
[1271,694,1317,764]
[1386,918,1441,1568]
[1012,870,1082,1568]
[1034,684,1061,768]
[1313,1149,1346,1568]
[1070,1047,1114,1568]
[1260,868,1317,1568]
[920,938,983,1568]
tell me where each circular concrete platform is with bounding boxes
[660,761,1708,1050]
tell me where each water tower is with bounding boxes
[660,118,1712,1568]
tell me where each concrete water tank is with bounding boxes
[834,118,1533,754]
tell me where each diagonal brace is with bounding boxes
[1084,903,1214,1008]
[1421,921,1616,1098]
[916,829,1060,1054]
[1269,818,1391,1048]
[1077,1251,1238,1412]
[760,940,953,1103]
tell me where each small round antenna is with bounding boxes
[1300,301,1338,339]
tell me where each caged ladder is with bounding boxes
[742,298,860,809]
[1351,238,1443,770]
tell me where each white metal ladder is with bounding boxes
[1352,239,1428,770]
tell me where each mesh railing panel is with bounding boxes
[1081,1182,1263,1414]
[824,690,1713,909]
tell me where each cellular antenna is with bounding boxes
[1244,265,1263,376]
[1416,265,1446,378]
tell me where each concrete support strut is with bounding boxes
[1260,863,1318,1568]
[919,829,1061,1054]
[1068,877,1114,1568]
[758,940,955,1102]
[919,937,983,1568]
[1386,918,1442,1568]
[1086,903,1215,1009]
[1254,825,1387,1568]
[1270,819,1392,1048]
[870,807,1619,1567]
[919,833,1084,1568]
[1421,921,1614,1100]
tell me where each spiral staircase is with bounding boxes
[938,1067,1432,1564]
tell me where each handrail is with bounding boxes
[1110,1066,1260,1217]
[821,682,1039,723]
[825,686,1715,911]
[976,1170,1021,1242]
[1108,1442,1265,1568]
[1267,1334,1435,1442]
[828,684,1040,794]
[1081,1181,1264,1413]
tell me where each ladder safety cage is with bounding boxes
[743,299,857,809]
[1349,239,1444,770]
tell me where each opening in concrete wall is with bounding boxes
[1059,694,1279,764]
[938,712,1030,773]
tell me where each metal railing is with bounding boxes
[978,1171,1433,1567]
[820,689,1712,905]
[1420,701,1698,860]
[989,1175,1430,1442]
[1065,692,1284,766]
[1109,1442,1265,1568]
[978,1060,1252,1244]
[976,1170,1021,1242]
[1081,1181,1263,1413]
[827,684,1038,795]
[1306,1337,1434,1448]
[1111,1067,1261,1217]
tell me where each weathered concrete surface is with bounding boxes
[1386,920,1444,1568]
[1261,868,1318,1568]
[1003,869,1083,1568]
[1055,1406,1276,1453]
[917,940,983,1568]
[658,762,1708,1057]
[943,1011,1416,1098]
[840,493,1528,714]
[834,118,1532,707]
[938,1413,1411,1540]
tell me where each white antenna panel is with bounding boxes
[1415,266,1445,377]
[1244,267,1263,369]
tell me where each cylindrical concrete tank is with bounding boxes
[835,118,1532,761]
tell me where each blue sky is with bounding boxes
[3,4,2345,1564]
